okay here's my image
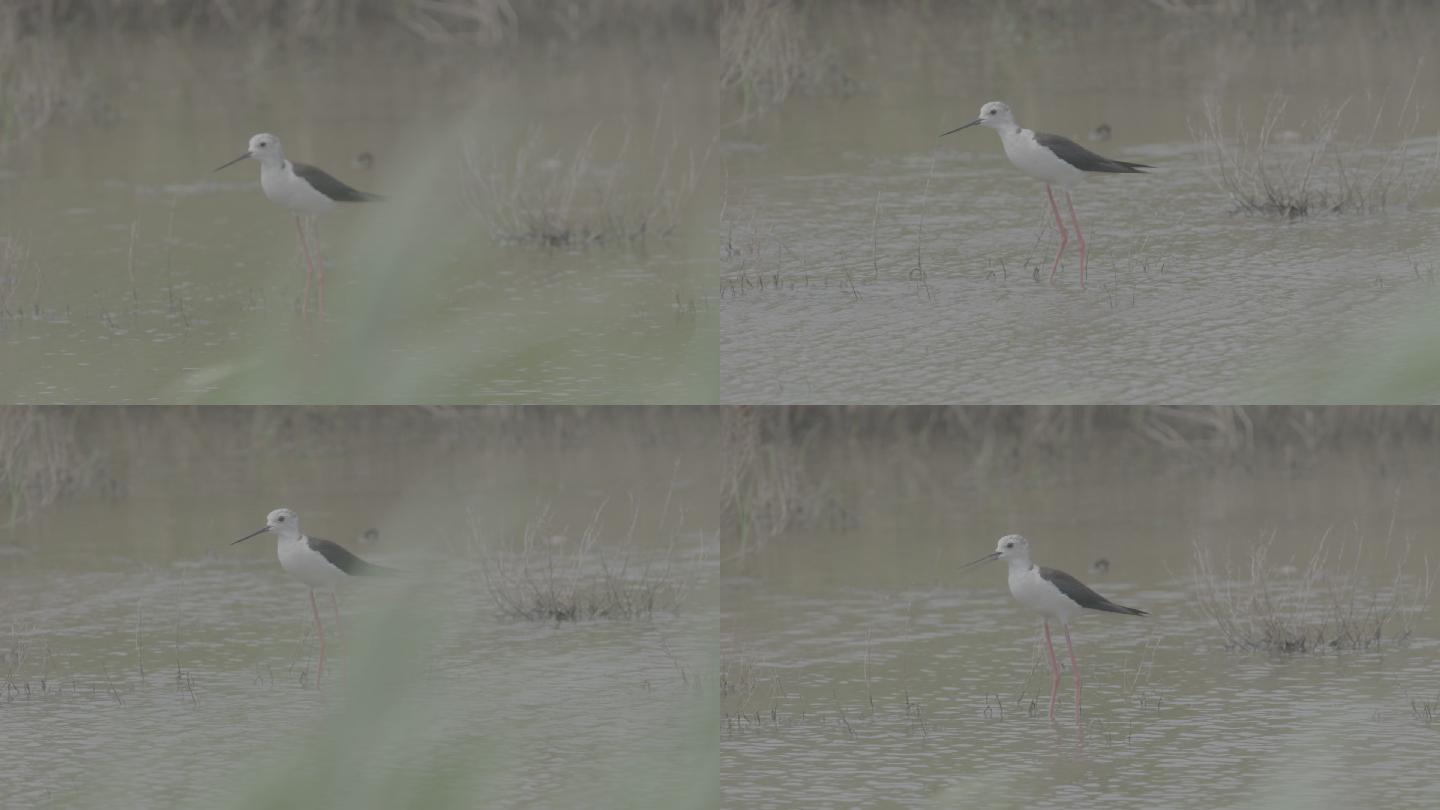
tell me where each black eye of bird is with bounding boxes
[277,515,285,522]
[988,109,996,115]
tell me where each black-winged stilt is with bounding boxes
[232,508,398,682]
[214,134,384,317]
[961,534,1147,724]
[942,101,1152,288]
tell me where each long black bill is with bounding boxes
[231,526,268,545]
[213,152,251,172]
[959,550,1001,571]
[939,119,983,138]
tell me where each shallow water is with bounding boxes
[722,446,1440,809]
[0,34,718,404]
[720,10,1440,403]
[0,425,715,808]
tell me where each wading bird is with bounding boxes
[942,101,1151,288]
[961,534,1147,723]
[233,508,398,682]
[214,134,384,317]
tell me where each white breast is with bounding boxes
[1000,128,1085,188]
[277,535,346,590]
[260,162,337,216]
[1008,564,1082,624]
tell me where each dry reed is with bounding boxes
[472,495,699,622]
[1195,86,1440,218]
[463,114,712,248]
[1190,523,1433,652]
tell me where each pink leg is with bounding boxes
[1064,191,1087,289]
[329,591,342,641]
[1042,620,1061,721]
[1044,184,1069,284]
[295,216,316,318]
[309,589,326,684]
[1063,623,1081,724]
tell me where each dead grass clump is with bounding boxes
[1196,89,1440,218]
[1191,525,1433,652]
[463,114,712,248]
[719,0,853,120]
[473,498,696,621]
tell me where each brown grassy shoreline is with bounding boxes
[0,406,714,524]
[723,406,1440,547]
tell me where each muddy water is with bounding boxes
[0,34,718,404]
[720,11,1440,403]
[722,446,1440,808]
[0,429,716,807]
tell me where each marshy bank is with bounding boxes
[722,404,1440,807]
[719,2,1440,403]
[0,405,717,807]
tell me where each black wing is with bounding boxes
[309,537,401,576]
[291,161,385,202]
[1034,132,1152,174]
[1040,567,1147,615]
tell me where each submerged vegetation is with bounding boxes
[1191,525,1433,652]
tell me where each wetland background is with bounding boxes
[722,405,1440,808]
[0,1,718,403]
[0,405,716,808]
[719,1,1440,403]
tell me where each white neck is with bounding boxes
[998,124,1027,141]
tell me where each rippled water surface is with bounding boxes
[722,445,1440,808]
[0,419,715,807]
[720,10,1440,403]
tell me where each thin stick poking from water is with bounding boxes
[864,630,874,713]
[871,191,881,280]
[135,602,144,683]
[915,149,938,281]
[126,220,139,303]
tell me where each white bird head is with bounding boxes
[232,507,301,545]
[214,133,284,173]
[960,534,1033,571]
[940,100,1018,137]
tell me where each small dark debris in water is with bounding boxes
[352,152,374,170]
[1089,557,1110,574]
[1088,124,1111,142]
[358,528,380,545]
